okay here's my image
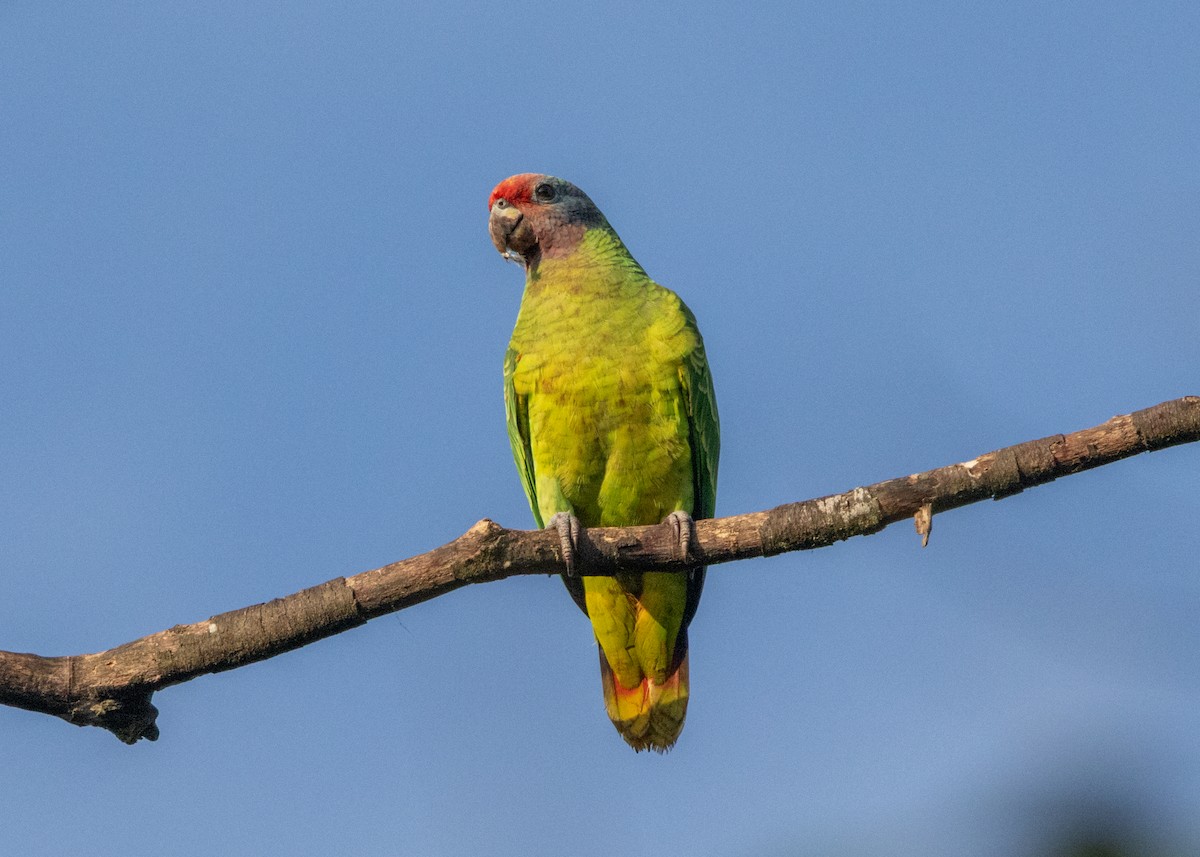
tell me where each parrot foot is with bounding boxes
[663,510,695,561]
[547,512,583,576]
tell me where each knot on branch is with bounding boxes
[454,518,514,582]
[70,691,159,744]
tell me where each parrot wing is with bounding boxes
[503,345,542,528]
[679,315,720,632]
[682,334,720,522]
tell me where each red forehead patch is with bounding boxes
[488,173,543,208]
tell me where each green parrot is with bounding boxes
[488,173,719,752]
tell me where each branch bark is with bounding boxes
[3,397,1197,744]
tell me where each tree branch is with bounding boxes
[3,397,1197,743]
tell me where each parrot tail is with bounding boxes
[598,647,690,753]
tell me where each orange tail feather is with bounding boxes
[598,648,690,753]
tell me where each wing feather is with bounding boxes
[678,308,720,635]
[503,346,542,527]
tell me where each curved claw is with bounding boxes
[547,512,583,576]
[664,510,695,561]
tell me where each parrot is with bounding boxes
[488,173,719,752]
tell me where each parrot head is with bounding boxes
[488,174,608,268]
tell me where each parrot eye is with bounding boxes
[533,182,557,203]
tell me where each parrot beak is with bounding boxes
[490,201,538,265]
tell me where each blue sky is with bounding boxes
[2,2,1198,855]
